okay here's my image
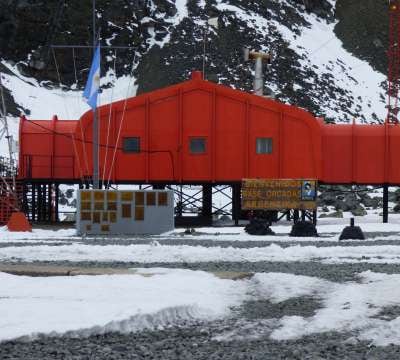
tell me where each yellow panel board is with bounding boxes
[135,206,144,221]
[94,202,104,210]
[93,212,101,223]
[158,192,168,206]
[81,212,92,221]
[135,192,144,206]
[242,179,317,210]
[122,204,131,218]
[101,224,110,232]
[94,191,104,201]
[107,202,117,211]
[110,212,117,223]
[146,192,156,206]
[81,202,91,210]
[81,191,91,201]
[107,191,117,201]
[121,191,133,201]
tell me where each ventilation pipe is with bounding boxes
[244,48,272,96]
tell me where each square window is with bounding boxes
[256,138,273,154]
[123,137,140,153]
[189,138,206,154]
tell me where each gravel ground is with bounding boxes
[3,260,400,282]
[2,320,400,359]
[0,231,399,249]
[2,232,400,359]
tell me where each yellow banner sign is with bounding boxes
[242,179,317,210]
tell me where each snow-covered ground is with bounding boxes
[214,271,400,347]
[1,215,400,264]
[1,214,400,345]
[0,268,246,342]
[2,268,400,347]
[5,239,400,264]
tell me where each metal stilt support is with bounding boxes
[383,184,389,223]
[202,184,213,222]
[232,183,242,226]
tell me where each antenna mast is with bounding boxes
[388,0,400,123]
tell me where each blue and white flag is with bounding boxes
[83,45,100,109]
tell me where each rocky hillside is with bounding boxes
[0,0,390,124]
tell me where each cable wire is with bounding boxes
[102,50,117,184]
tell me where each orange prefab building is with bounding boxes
[18,71,399,185]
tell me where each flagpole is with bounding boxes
[92,0,99,189]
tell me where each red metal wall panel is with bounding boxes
[19,117,76,180]
[114,106,146,182]
[182,89,212,181]
[248,104,280,178]
[354,125,385,184]
[215,94,246,181]
[388,125,400,183]
[149,95,179,181]
[322,125,353,183]
[281,114,320,179]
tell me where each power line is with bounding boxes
[309,36,336,56]
[51,45,135,50]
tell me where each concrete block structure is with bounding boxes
[76,189,174,235]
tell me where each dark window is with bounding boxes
[190,138,206,154]
[123,137,140,153]
[256,138,273,154]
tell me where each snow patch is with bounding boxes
[253,272,330,303]
[1,61,137,120]
[270,271,400,346]
[0,226,77,241]
[5,241,400,264]
[0,268,247,341]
